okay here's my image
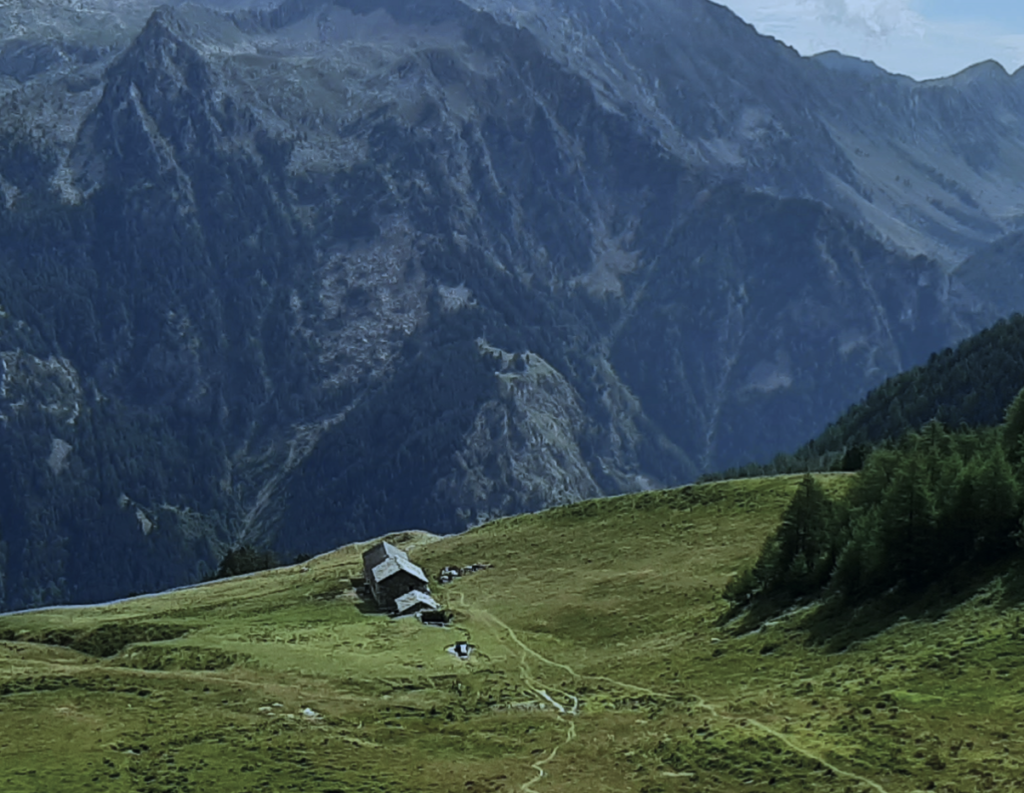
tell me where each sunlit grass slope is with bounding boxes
[3,475,1024,792]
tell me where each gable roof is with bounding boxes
[371,555,428,585]
[362,541,408,570]
[394,590,440,614]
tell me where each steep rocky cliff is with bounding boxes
[0,0,1018,607]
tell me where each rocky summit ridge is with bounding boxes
[1,0,1023,608]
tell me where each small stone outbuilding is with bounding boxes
[362,541,432,614]
[394,589,441,617]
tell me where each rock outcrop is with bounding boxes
[0,0,1019,607]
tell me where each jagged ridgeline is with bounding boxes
[708,313,1024,479]
[7,0,1024,609]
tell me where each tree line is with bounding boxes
[726,387,1024,611]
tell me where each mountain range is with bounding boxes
[3,0,1024,608]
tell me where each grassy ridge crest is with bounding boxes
[1,476,1023,791]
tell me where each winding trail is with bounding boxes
[519,718,577,793]
[484,610,579,679]
[742,715,888,793]
[461,596,890,793]
[682,691,889,793]
[458,598,579,791]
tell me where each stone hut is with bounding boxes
[362,541,407,581]
[394,590,440,618]
[362,541,431,613]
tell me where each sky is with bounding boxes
[717,0,1024,80]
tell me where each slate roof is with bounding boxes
[394,590,440,615]
[362,541,409,571]
[371,555,429,585]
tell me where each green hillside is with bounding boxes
[2,476,1023,792]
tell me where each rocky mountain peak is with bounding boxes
[1,0,1024,608]
[71,7,232,203]
[811,50,895,81]
[933,59,1011,86]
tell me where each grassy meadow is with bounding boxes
[2,474,1024,791]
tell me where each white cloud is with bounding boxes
[720,0,1024,79]
[802,0,924,39]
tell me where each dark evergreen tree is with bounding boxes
[830,506,881,601]
[838,444,867,472]
[847,446,900,510]
[728,390,1024,619]
[745,474,837,599]
[1002,386,1024,465]
[211,545,279,579]
[971,449,1020,557]
[877,454,938,587]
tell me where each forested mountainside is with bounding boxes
[704,314,1024,480]
[805,315,1024,459]
[957,232,1024,319]
[3,0,1024,607]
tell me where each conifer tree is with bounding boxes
[943,458,983,562]
[726,386,1024,616]
[212,545,279,579]
[830,506,881,600]
[848,446,900,509]
[751,474,835,597]
[877,454,938,587]
[1002,386,1024,465]
[971,447,1019,557]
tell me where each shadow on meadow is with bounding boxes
[721,557,1024,653]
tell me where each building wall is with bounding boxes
[374,571,428,612]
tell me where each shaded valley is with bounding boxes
[2,0,1024,605]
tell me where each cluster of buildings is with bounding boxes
[361,541,441,618]
[437,563,491,585]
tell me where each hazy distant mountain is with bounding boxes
[704,313,1024,480]
[1,0,1023,607]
